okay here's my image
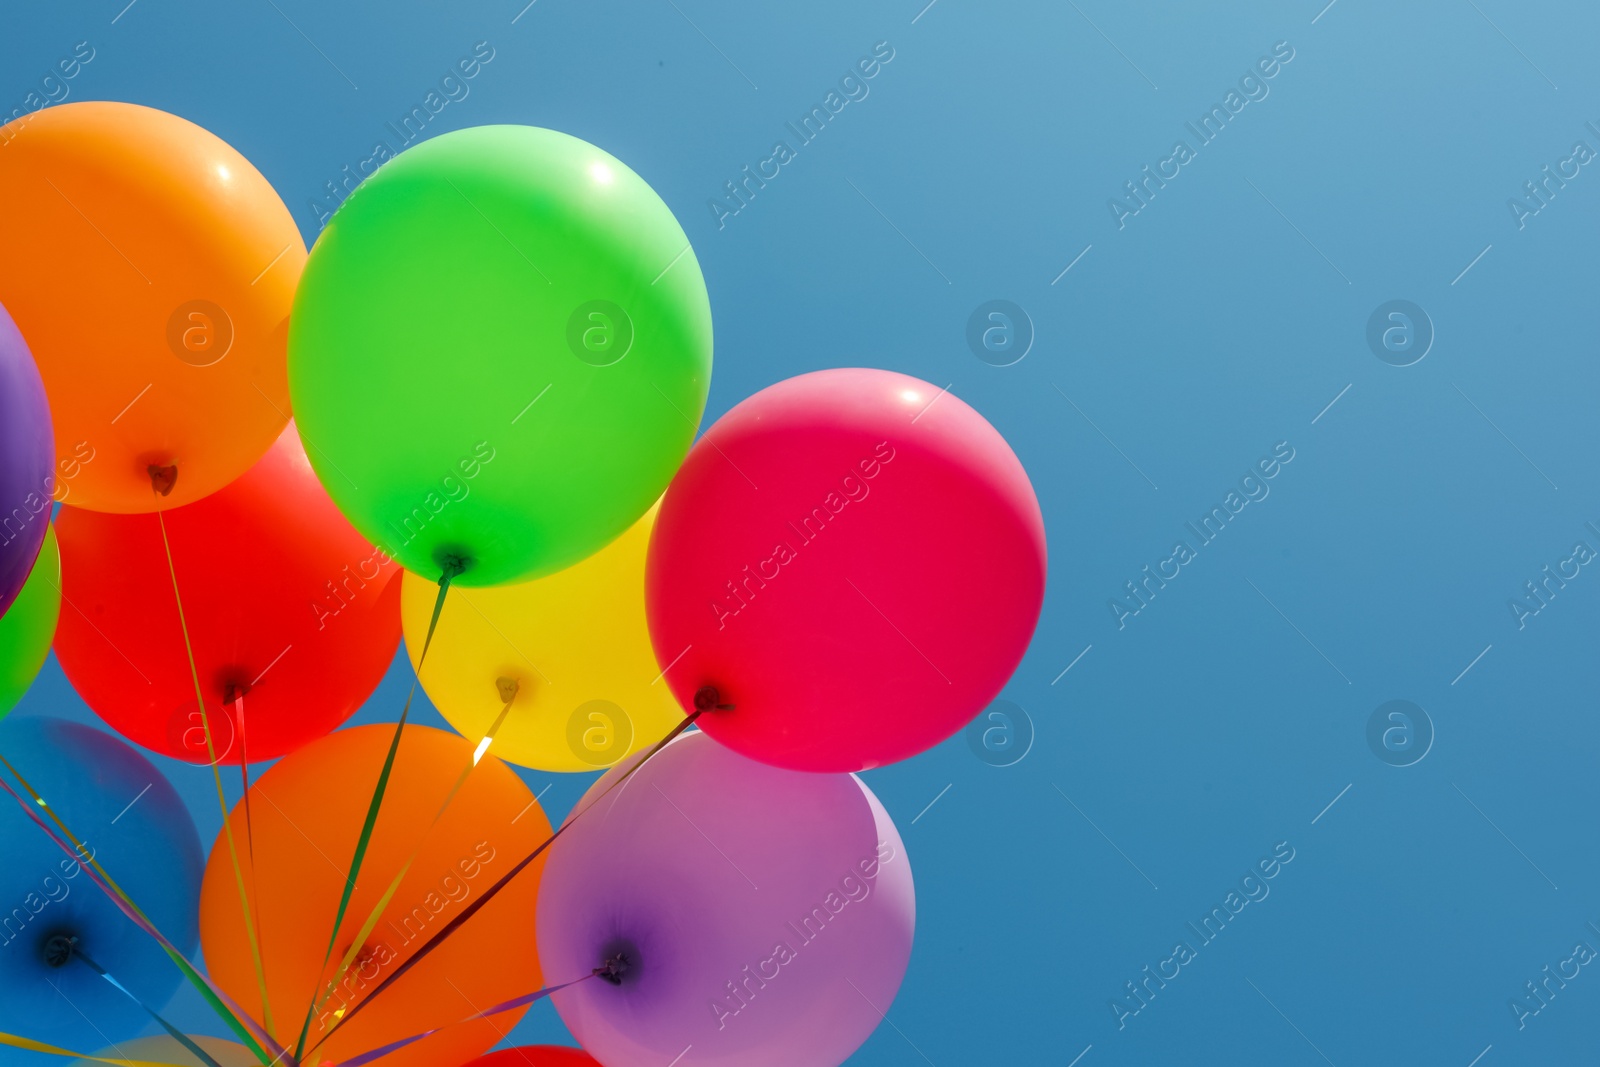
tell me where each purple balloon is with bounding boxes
[0,302,52,617]
[537,732,915,1067]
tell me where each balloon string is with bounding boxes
[299,676,518,1046]
[307,704,707,1057]
[234,692,255,869]
[290,563,461,1065]
[63,941,229,1067]
[0,1028,205,1066]
[337,970,598,1067]
[0,761,284,1067]
[153,503,276,1039]
[233,690,272,1046]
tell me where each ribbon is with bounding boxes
[69,943,228,1067]
[289,563,461,1064]
[154,505,275,1040]
[231,688,272,1050]
[338,974,593,1067]
[0,1029,215,1066]
[302,677,521,1047]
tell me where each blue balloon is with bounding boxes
[0,717,202,1048]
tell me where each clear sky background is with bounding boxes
[6,0,1600,1064]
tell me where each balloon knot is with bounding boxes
[42,934,77,968]
[692,686,735,712]
[434,549,471,582]
[496,677,520,703]
[148,463,178,497]
[594,952,630,986]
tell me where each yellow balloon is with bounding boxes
[76,1034,258,1067]
[403,502,684,771]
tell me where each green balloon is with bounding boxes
[0,524,60,716]
[289,126,713,586]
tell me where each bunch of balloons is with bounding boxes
[0,100,1046,1067]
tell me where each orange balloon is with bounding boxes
[0,101,304,512]
[199,724,552,1067]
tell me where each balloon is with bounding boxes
[403,501,684,772]
[0,717,202,1049]
[0,525,59,717]
[54,424,401,764]
[464,1048,600,1067]
[75,1035,258,1067]
[0,101,304,513]
[538,732,914,1067]
[0,301,52,615]
[289,125,713,587]
[646,369,1046,772]
[200,724,552,1067]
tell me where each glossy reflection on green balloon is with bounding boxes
[288,125,713,586]
[0,524,60,717]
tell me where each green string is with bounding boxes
[289,561,461,1064]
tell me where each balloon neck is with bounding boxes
[433,548,472,583]
[692,686,736,713]
[594,950,632,986]
[41,933,77,969]
[147,463,178,498]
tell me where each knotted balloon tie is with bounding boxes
[693,686,736,712]
[41,934,76,969]
[594,952,630,986]
[147,463,178,497]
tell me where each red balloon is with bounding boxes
[55,423,400,763]
[464,1049,600,1067]
[646,368,1046,772]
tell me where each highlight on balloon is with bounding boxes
[0,98,1044,1067]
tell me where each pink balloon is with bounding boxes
[537,731,914,1067]
[646,368,1046,772]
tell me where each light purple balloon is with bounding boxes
[537,731,915,1067]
